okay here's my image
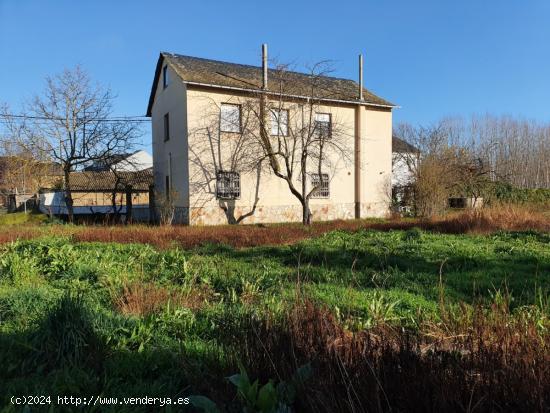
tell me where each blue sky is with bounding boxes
[1,0,549,151]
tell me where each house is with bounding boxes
[0,156,62,211]
[146,47,396,225]
[84,150,153,172]
[391,136,419,212]
[39,168,153,221]
[38,152,154,220]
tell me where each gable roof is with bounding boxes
[392,136,420,154]
[83,153,133,171]
[147,52,396,116]
[42,169,154,192]
[83,150,153,172]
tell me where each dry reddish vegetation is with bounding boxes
[236,299,550,412]
[1,205,548,249]
[0,228,38,244]
[114,282,213,315]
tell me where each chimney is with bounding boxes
[358,54,364,100]
[262,44,268,90]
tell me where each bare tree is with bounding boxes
[188,97,265,224]
[1,67,140,222]
[0,123,60,209]
[189,62,353,226]
[244,62,353,225]
[394,121,493,217]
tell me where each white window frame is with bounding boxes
[270,109,289,136]
[220,103,241,133]
[314,112,332,138]
[310,173,330,198]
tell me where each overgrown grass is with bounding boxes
[1,204,548,248]
[0,211,50,226]
[0,226,548,411]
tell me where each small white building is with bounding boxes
[84,150,153,173]
[391,136,419,211]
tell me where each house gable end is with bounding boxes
[146,53,186,117]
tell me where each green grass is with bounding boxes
[0,229,548,410]
[0,212,50,226]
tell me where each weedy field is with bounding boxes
[0,210,549,412]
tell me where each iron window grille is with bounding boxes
[216,170,240,199]
[311,173,330,198]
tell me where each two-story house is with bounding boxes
[146,47,396,225]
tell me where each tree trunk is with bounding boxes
[111,191,120,224]
[302,199,312,225]
[125,186,133,224]
[148,185,156,224]
[63,168,74,223]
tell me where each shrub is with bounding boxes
[402,227,423,242]
[236,299,550,413]
[31,293,104,369]
[485,181,550,205]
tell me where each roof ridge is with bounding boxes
[147,52,396,116]
[162,52,362,84]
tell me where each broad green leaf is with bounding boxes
[188,395,221,413]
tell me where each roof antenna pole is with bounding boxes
[358,54,363,100]
[262,44,268,90]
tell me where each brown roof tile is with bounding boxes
[45,169,153,192]
[392,136,420,153]
[147,53,395,116]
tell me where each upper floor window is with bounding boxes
[314,113,331,138]
[270,109,289,136]
[220,103,241,133]
[310,173,330,198]
[163,65,169,89]
[163,113,170,142]
[216,170,240,199]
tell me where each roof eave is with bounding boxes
[184,80,397,109]
[148,53,398,113]
[146,53,167,117]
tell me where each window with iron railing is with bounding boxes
[216,170,240,199]
[310,173,330,198]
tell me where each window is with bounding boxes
[163,113,170,141]
[270,109,289,136]
[165,175,170,200]
[314,113,331,138]
[220,104,241,133]
[163,65,169,89]
[216,170,240,199]
[311,173,330,198]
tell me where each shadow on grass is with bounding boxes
[195,231,550,307]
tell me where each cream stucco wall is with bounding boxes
[360,107,393,216]
[151,68,393,225]
[151,64,190,219]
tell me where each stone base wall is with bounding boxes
[150,207,190,225]
[358,202,390,220]
[174,202,389,226]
